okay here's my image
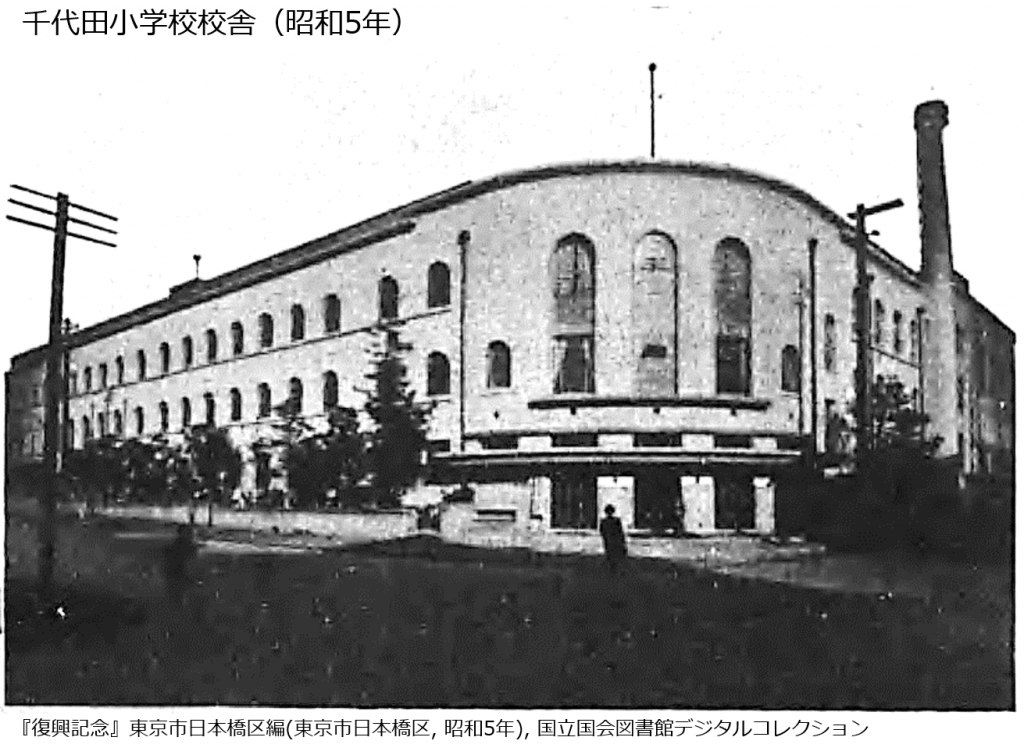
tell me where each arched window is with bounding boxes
[323,294,341,333]
[159,342,170,374]
[257,383,272,418]
[206,328,218,362]
[84,366,92,392]
[113,409,123,436]
[288,377,304,415]
[259,313,274,348]
[714,238,752,395]
[379,276,399,320]
[230,388,242,421]
[552,234,596,393]
[99,363,108,388]
[231,321,244,355]
[134,406,144,435]
[181,397,192,429]
[137,349,147,381]
[823,313,837,373]
[427,352,451,396]
[82,416,91,440]
[182,336,194,368]
[115,356,124,384]
[633,232,678,397]
[323,371,339,410]
[893,310,904,354]
[97,412,106,437]
[873,300,885,345]
[204,392,216,426]
[159,401,169,432]
[781,345,800,393]
[486,341,511,388]
[291,304,305,341]
[910,318,920,363]
[427,261,451,308]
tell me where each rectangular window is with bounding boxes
[551,433,598,448]
[553,335,595,394]
[716,334,750,395]
[481,435,519,450]
[634,432,681,447]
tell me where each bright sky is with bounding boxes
[2,1,1021,365]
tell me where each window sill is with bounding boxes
[527,395,770,411]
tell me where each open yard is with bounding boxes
[4,512,1013,708]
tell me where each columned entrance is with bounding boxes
[551,471,597,529]
[634,470,682,532]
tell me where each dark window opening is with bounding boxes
[257,383,271,418]
[552,433,598,448]
[159,343,170,374]
[553,335,595,394]
[427,261,451,308]
[427,352,451,396]
[641,343,668,359]
[714,434,752,449]
[482,435,519,450]
[781,344,800,393]
[259,313,274,348]
[634,432,681,447]
[231,322,244,355]
[291,304,305,341]
[716,335,750,395]
[323,371,339,410]
[230,388,242,421]
[323,294,341,333]
[182,336,193,368]
[486,341,511,389]
[379,276,399,320]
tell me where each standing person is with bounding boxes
[599,505,627,575]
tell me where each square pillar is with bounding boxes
[529,475,551,530]
[754,476,776,534]
[598,475,634,529]
[681,475,715,533]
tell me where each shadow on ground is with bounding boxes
[4,521,1013,709]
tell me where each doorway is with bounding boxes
[715,474,755,531]
[634,470,682,532]
[550,472,597,529]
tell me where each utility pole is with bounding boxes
[848,198,903,466]
[649,63,657,159]
[6,185,117,598]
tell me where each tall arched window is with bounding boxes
[259,313,274,348]
[291,304,305,341]
[714,237,752,395]
[82,416,91,441]
[99,363,108,388]
[780,345,800,393]
[323,371,339,410]
[288,377,304,415]
[113,409,123,436]
[910,318,920,363]
[115,356,124,384]
[97,412,106,437]
[379,276,399,320]
[231,321,244,355]
[323,294,341,333]
[84,366,92,392]
[427,261,451,308]
[552,233,596,393]
[633,232,678,397]
[159,342,170,374]
[206,328,218,362]
[182,336,194,368]
[230,388,242,421]
[135,406,144,435]
[159,401,169,432]
[893,310,904,354]
[873,300,885,345]
[427,352,451,396]
[181,397,192,429]
[257,383,272,418]
[204,392,216,426]
[137,349,147,381]
[823,313,837,373]
[486,341,511,388]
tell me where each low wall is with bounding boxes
[91,504,419,541]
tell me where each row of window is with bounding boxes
[70,262,454,395]
[72,341,514,442]
[872,300,920,361]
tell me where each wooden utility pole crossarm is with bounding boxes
[6,184,118,596]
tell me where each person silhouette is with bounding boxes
[599,505,627,575]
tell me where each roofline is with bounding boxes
[9,159,926,365]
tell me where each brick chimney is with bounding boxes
[914,100,959,460]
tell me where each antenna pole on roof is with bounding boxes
[193,254,202,279]
[649,63,657,160]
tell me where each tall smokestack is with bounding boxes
[914,99,959,461]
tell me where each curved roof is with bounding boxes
[13,160,923,361]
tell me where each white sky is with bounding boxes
[2,1,1021,365]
